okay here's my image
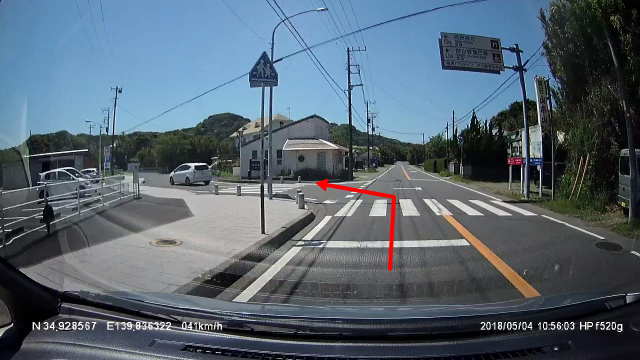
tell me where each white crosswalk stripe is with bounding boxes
[469,200,511,216]
[369,199,387,216]
[399,199,420,216]
[446,199,483,215]
[490,201,536,216]
[423,199,452,215]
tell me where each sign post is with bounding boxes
[249,52,278,235]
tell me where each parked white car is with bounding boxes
[169,163,212,185]
[80,168,100,183]
[38,167,95,199]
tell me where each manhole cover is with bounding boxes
[595,241,623,252]
[150,239,183,247]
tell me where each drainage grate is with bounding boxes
[595,241,623,252]
[150,238,183,247]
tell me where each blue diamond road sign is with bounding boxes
[249,51,278,88]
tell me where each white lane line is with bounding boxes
[410,166,501,201]
[447,200,483,216]
[345,200,362,216]
[335,200,362,217]
[399,199,420,216]
[306,239,469,248]
[469,200,511,216]
[540,215,605,239]
[345,194,354,198]
[490,201,536,216]
[350,191,357,193]
[369,199,387,216]
[233,216,332,302]
[322,200,337,204]
[631,251,640,258]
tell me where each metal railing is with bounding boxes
[0,174,139,251]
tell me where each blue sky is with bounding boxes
[0,0,550,147]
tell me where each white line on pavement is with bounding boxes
[423,199,452,216]
[335,200,356,216]
[345,194,354,198]
[233,216,332,302]
[631,251,640,258]
[304,239,469,248]
[540,215,605,240]
[369,199,387,216]
[399,199,420,216]
[447,200,483,216]
[410,166,501,201]
[490,200,536,216]
[322,200,337,204]
[469,200,511,216]
[345,200,363,216]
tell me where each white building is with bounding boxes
[229,114,292,145]
[237,115,347,179]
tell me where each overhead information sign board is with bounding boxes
[249,51,278,88]
[439,32,504,74]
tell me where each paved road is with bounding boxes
[222,162,640,305]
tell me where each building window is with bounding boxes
[276,149,283,165]
[252,150,257,160]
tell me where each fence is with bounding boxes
[0,174,138,254]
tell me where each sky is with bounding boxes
[0,0,551,147]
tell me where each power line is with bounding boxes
[266,0,344,95]
[124,0,493,133]
[221,0,267,41]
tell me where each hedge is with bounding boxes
[424,158,448,173]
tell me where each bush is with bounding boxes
[439,169,452,177]
[424,158,448,173]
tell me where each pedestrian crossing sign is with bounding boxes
[249,51,278,88]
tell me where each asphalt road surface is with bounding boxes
[223,162,640,305]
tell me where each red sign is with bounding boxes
[508,157,523,165]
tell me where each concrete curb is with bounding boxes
[178,210,315,297]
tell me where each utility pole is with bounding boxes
[110,86,122,175]
[86,122,94,136]
[604,25,638,221]
[366,100,370,169]
[504,44,531,199]
[101,108,110,176]
[347,46,365,180]
[446,122,449,160]
[546,79,555,201]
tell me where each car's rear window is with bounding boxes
[194,165,208,170]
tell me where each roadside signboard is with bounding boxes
[249,51,278,88]
[508,157,523,165]
[439,32,504,74]
[524,124,543,159]
[534,76,550,127]
[529,157,543,166]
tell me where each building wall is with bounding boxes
[239,116,329,178]
[283,149,345,177]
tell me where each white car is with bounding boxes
[38,167,95,199]
[80,168,100,183]
[169,163,212,185]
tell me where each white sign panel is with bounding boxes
[439,32,504,74]
[522,124,543,159]
[104,146,111,170]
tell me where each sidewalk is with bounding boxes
[17,184,309,294]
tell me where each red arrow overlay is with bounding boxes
[315,179,397,271]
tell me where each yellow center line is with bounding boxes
[400,165,412,180]
[442,214,541,298]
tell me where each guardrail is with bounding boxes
[0,174,140,251]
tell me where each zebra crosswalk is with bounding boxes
[214,183,303,195]
[329,198,537,218]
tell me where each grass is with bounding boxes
[439,169,452,177]
[450,174,473,184]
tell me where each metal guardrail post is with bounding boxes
[100,178,104,206]
[297,192,305,209]
[296,189,301,204]
[77,178,81,215]
[280,176,284,184]
[297,176,301,183]
[236,185,241,196]
[214,183,219,195]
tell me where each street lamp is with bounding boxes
[267,7,328,198]
[238,128,245,178]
